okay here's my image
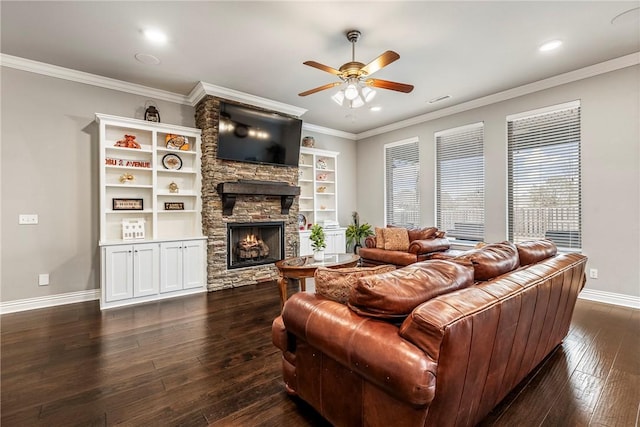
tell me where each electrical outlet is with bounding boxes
[39,274,49,286]
[19,214,39,225]
[589,268,598,279]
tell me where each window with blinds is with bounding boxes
[435,123,485,242]
[384,138,420,227]
[507,101,581,249]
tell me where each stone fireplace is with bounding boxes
[195,95,300,291]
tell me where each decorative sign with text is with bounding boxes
[106,157,151,168]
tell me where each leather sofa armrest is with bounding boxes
[408,237,450,254]
[282,293,437,406]
[365,236,377,248]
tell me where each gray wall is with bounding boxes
[356,65,640,298]
[1,68,194,302]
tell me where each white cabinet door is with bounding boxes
[133,243,159,297]
[299,231,313,256]
[104,245,134,302]
[160,241,184,293]
[182,240,204,289]
[325,229,346,254]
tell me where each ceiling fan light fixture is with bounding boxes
[350,97,365,109]
[361,86,376,102]
[344,80,359,100]
[332,90,345,105]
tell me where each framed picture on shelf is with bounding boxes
[112,198,143,210]
[164,202,184,211]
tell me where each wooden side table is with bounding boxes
[275,253,360,308]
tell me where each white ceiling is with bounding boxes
[1,1,639,134]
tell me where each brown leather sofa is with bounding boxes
[358,226,452,267]
[272,240,587,427]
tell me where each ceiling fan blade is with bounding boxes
[360,51,400,76]
[366,78,414,93]
[298,82,342,97]
[303,61,342,76]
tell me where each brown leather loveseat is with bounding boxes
[358,226,452,267]
[272,240,587,426]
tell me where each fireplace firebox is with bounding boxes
[227,222,284,269]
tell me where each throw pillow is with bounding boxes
[382,227,410,251]
[375,227,385,249]
[348,260,474,320]
[315,265,396,304]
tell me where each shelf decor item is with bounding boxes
[165,134,190,151]
[144,101,160,123]
[169,182,179,193]
[164,202,184,211]
[119,173,135,184]
[302,136,315,147]
[310,224,327,261]
[106,157,150,168]
[122,218,145,240]
[114,134,141,149]
[162,153,182,170]
[298,213,307,230]
[316,159,327,169]
[113,198,143,211]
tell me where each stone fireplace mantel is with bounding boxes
[216,181,301,215]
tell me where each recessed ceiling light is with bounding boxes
[539,40,562,52]
[370,106,382,112]
[611,7,640,25]
[143,29,168,44]
[135,53,161,65]
[428,95,451,104]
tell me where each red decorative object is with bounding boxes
[114,134,141,149]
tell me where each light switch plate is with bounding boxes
[19,214,38,225]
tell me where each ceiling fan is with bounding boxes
[298,30,414,107]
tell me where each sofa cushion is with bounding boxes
[516,239,557,266]
[408,238,450,254]
[358,248,420,267]
[314,265,396,304]
[454,241,519,281]
[382,227,410,251]
[347,260,474,320]
[407,227,438,242]
[375,227,385,249]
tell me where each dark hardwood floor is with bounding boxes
[1,281,638,426]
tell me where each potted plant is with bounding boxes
[309,224,326,261]
[345,211,374,254]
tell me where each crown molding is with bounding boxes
[188,81,307,118]
[302,122,357,140]
[0,54,190,105]
[357,52,640,140]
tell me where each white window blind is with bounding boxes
[384,139,420,227]
[508,101,581,249]
[435,123,485,242]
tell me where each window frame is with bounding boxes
[434,122,485,243]
[383,137,420,228]
[507,100,582,250]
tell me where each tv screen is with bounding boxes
[217,101,302,167]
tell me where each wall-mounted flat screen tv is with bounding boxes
[217,101,302,167]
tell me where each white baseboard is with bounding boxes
[0,289,100,315]
[1,287,636,314]
[579,289,640,309]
